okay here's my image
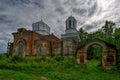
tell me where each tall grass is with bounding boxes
[0,54,120,80]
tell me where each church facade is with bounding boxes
[8,15,79,56]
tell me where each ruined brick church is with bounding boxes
[8,15,117,69]
[8,15,79,56]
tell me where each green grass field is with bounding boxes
[0,54,120,80]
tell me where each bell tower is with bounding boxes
[61,15,79,56]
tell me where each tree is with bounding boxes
[91,29,104,40]
[113,28,120,49]
[79,28,88,44]
[102,20,115,40]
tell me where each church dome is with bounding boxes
[65,15,77,29]
[32,20,50,35]
[66,15,76,22]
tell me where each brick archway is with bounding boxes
[76,39,117,69]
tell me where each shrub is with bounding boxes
[62,56,76,68]
[53,56,64,61]
[0,54,7,60]
[11,55,25,62]
[117,56,120,72]
[40,54,46,61]
[46,57,55,63]
[33,56,41,63]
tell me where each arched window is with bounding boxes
[18,41,24,54]
[73,21,75,28]
[69,20,71,28]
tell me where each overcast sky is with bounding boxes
[0,0,120,53]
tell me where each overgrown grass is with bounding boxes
[0,54,120,80]
[0,69,39,80]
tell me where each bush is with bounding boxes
[33,57,41,63]
[40,54,46,61]
[116,55,120,71]
[0,54,7,60]
[62,56,76,68]
[11,55,25,62]
[117,63,120,72]
[53,56,64,61]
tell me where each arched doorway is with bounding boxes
[76,39,117,69]
[87,44,102,60]
[86,44,102,68]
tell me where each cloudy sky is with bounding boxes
[0,0,120,53]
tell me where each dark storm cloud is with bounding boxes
[64,0,78,6]
[73,8,87,16]
[88,2,97,17]
[73,0,98,17]
[0,0,30,6]
[0,7,5,11]
[0,15,13,23]
[0,0,45,9]
[33,1,44,8]
[55,7,66,15]
[83,20,105,32]
[0,32,11,41]
[84,24,94,31]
